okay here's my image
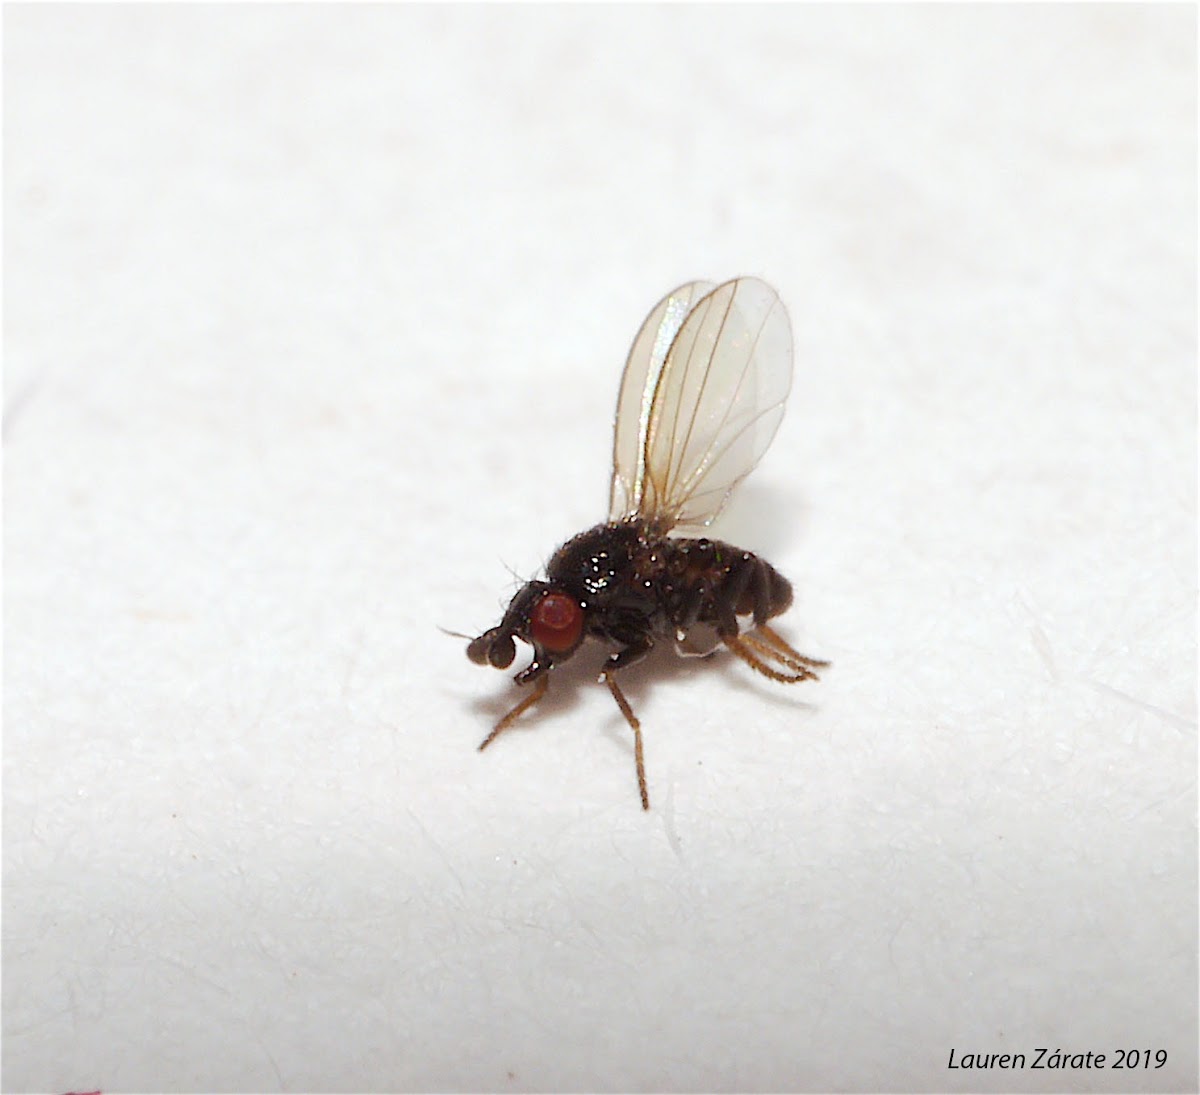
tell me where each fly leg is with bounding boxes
[748,557,792,627]
[742,564,825,679]
[756,623,829,672]
[676,579,710,633]
[716,556,827,682]
[600,637,653,810]
[478,672,550,752]
[714,555,755,638]
[726,633,811,682]
[726,624,827,684]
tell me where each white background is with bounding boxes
[4,6,1195,1093]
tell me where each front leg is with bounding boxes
[478,671,550,751]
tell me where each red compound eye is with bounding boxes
[529,592,584,653]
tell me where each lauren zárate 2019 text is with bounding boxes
[948,1048,1169,1070]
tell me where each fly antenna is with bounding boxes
[437,625,475,641]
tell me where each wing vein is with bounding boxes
[695,288,772,486]
[661,295,706,501]
[671,286,738,493]
[677,400,782,501]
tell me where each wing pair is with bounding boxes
[608,277,794,534]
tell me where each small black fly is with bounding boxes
[467,278,827,809]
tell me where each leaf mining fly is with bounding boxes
[467,277,827,809]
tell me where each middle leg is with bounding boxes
[602,670,649,810]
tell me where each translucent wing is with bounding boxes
[609,277,793,532]
[609,280,716,523]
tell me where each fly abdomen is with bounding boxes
[663,536,793,639]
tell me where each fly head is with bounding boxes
[467,580,587,681]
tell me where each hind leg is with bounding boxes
[725,623,828,684]
[755,623,830,672]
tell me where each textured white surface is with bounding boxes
[4,6,1196,1093]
